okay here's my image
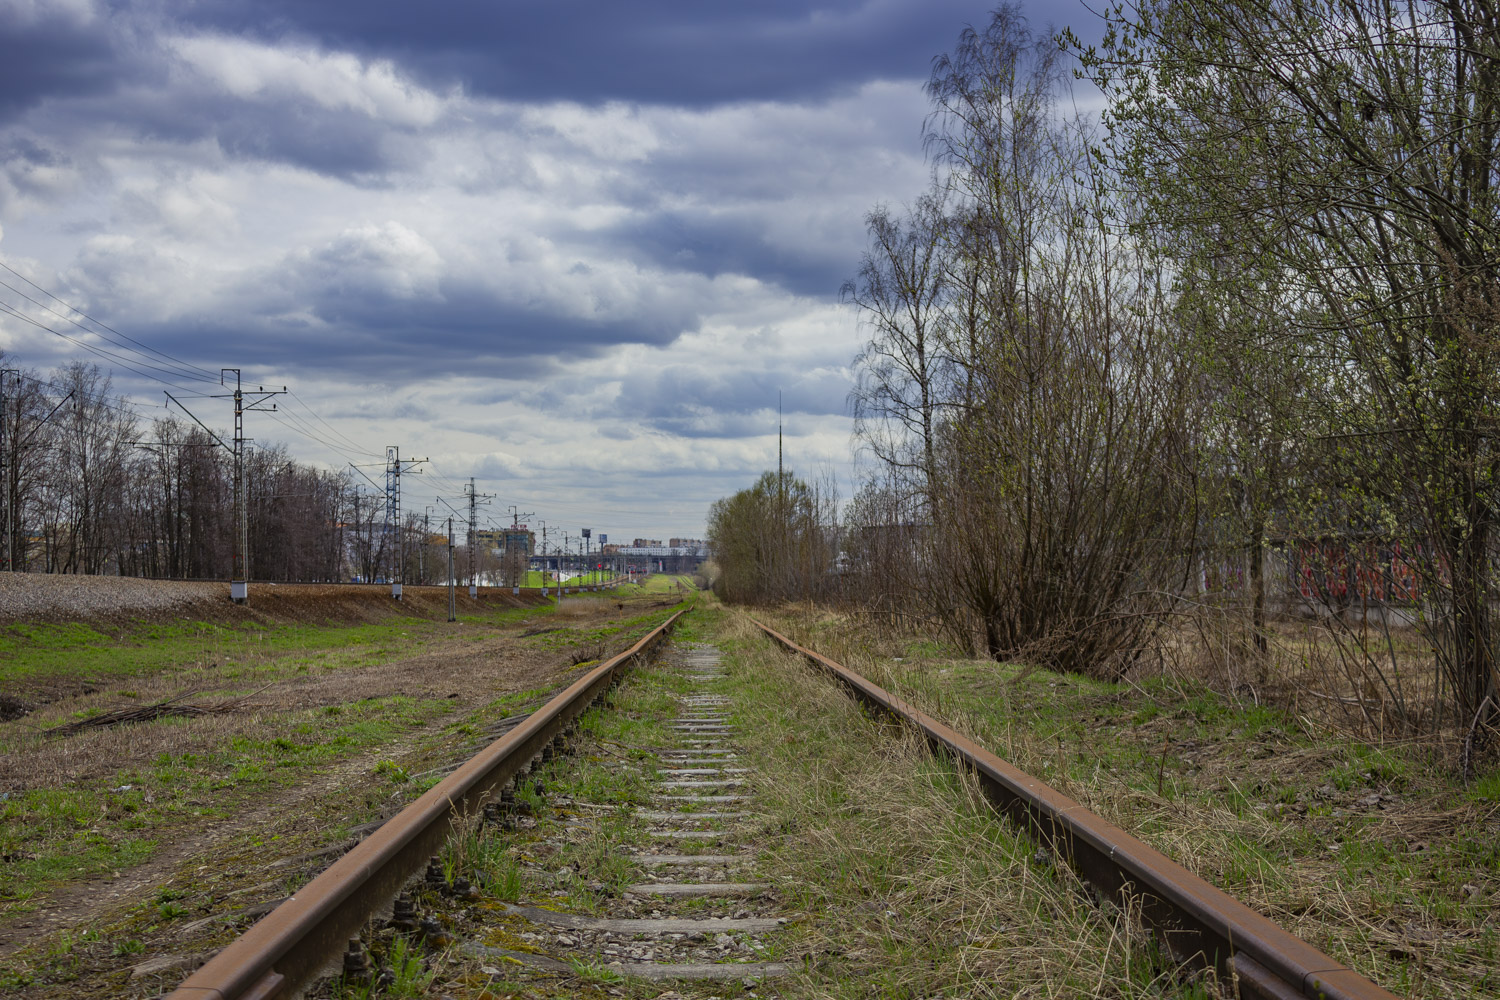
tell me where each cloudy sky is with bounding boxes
[0,0,1102,544]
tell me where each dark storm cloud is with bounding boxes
[4,56,425,181]
[174,0,987,106]
[209,105,413,182]
[615,364,850,436]
[132,284,697,384]
[0,4,124,120]
[606,211,847,298]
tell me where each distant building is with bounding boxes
[615,541,708,575]
[473,525,533,586]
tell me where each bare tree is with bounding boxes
[0,358,50,571]
[36,363,135,573]
[844,192,950,513]
[838,5,1201,672]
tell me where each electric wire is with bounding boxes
[0,300,217,393]
[285,390,383,458]
[0,257,221,381]
[262,411,390,482]
[264,408,366,462]
[6,370,165,426]
[0,277,218,386]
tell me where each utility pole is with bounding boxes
[166,370,283,603]
[582,528,592,588]
[0,369,11,574]
[222,370,283,603]
[504,505,534,588]
[382,446,427,600]
[464,477,494,597]
[538,519,548,588]
[422,505,436,585]
[446,516,456,621]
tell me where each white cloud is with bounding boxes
[0,0,95,26]
[307,221,445,300]
[0,34,933,537]
[169,34,449,128]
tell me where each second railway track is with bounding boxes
[167,606,1405,1000]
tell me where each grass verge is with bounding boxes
[755,605,1499,999]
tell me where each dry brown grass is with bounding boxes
[749,604,1500,999]
[721,610,1219,998]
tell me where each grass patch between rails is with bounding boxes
[696,608,1204,999]
[451,654,698,923]
[753,606,1500,1000]
[526,605,688,658]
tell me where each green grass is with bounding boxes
[701,604,1199,998]
[755,608,1500,1000]
[527,605,687,658]
[0,693,452,914]
[520,570,618,587]
[0,593,658,995]
[0,608,545,690]
[635,573,698,594]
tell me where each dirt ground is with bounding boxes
[0,574,684,995]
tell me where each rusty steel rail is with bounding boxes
[752,620,1401,1000]
[169,607,688,1000]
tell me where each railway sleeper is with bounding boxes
[315,638,793,995]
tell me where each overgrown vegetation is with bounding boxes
[751,606,1500,998]
[706,470,838,605]
[710,2,1500,766]
[710,608,1225,998]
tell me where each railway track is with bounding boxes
[164,609,1403,1000]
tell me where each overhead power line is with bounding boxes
[285,390,383,458]
[265,409,373,466]
[0,258,220,381]
[5,370,159,425]
[0,300,212,393]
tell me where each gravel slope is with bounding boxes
[0,574,225,621]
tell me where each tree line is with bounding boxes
[711,1,1500,760]
[0,358,465,586]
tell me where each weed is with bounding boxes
[374,760,411,783]
[383,935,435,997]
[750,604,1495,1000]
[566,957,626,983]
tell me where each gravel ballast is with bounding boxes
[0,573,226,621]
